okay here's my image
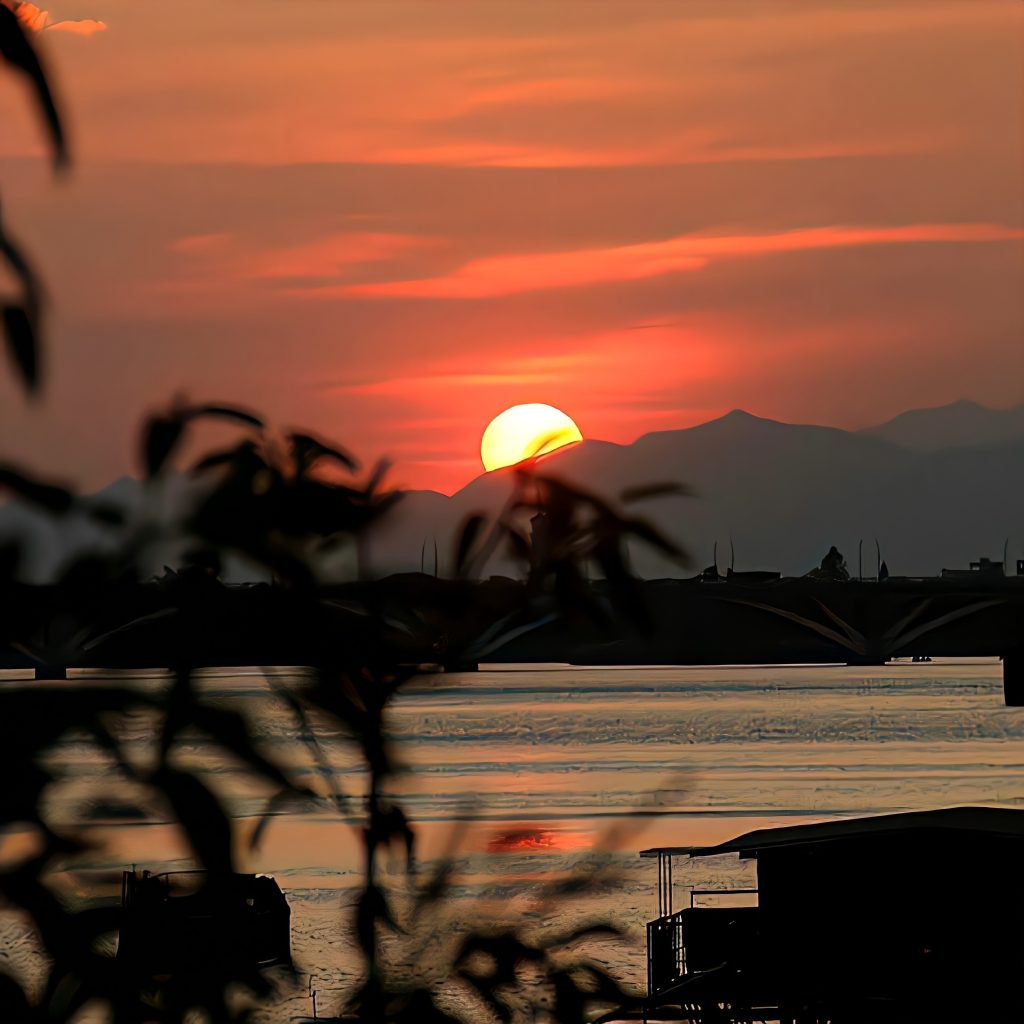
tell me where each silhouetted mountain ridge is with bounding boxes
[3,401,1023,581]
[371,402,1024,579]
[862,399,1024,451]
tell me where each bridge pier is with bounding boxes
[444,662,479,673]
[1003,652,1024,707]
[35,665,68,680]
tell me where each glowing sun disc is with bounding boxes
[480,403,583,472]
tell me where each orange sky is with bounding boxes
[0,0,1022,493]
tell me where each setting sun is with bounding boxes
[480,403,583,472]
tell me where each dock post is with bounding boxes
[1004,652,1024,707]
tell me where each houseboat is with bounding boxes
[640,806,1024,1022]
[118,869,292,974]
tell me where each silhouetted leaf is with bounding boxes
[455,931,543,988]
[454,514,486,576]
[152,767,233,873]
[2,304,38,394]
[191,404,264,428]
[624,517,687,562]
[367,802,415,872]
[141,413,185,477]
[365,456,392,493]
[452,969,514,1024]
[504,526,531,564]
[354,881,403,961]
[290,431,358,475]
[191,703,293,790]
[249,788,297,852]
[190,438,260,475]
[619,481,693,503]
[0,6,67,170]
[0,465,72,512]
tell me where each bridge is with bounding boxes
[2,574,1022,702]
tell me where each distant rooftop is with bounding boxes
[640,805,1024,859]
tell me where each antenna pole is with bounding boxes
[875,538,881,580]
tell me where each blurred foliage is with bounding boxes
[1,2,65,397]
[0,23,687,1024]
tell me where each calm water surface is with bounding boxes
[7,658,1024,1018]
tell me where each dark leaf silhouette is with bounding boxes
[0,464,73,512]
[0,385,680,1022]
[191,703,295,791]
[143,403,262,477]
[622,515,687,562]
[190,439,258,474]
[365,456,392,493]
[0,3,691,1014]
[619,481,694,503]
[0,5,67,170]
[1,216,45,395]
[141,412,185,477]
[249,787,298,852]
[454,931,544,984]
[367,802,416,871]
[191,403,264,428]
[2,304,38,393]
[290,431,359,475]
[152,767,234,874]
[454,513,486,576]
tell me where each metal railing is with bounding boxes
[647,888,760,997]
[647,908,687,996]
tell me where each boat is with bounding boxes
[638,806,1024,1022]
[118,869,291,974]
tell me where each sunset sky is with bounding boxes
[1,0,1022,493]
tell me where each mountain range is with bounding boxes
[3,400,1023,582]
[366,399,1024,580]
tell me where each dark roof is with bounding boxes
[640,806,1024,859]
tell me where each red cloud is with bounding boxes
[47,18,105,35]
[341,223,1024,299]
[3,0,106,35]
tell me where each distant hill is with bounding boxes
[366,407,1024,580]
[861,399,1024,451]
[4,402,1024,581]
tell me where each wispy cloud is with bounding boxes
[160,231,440,297]
[340,223,1024,299]
[246,232,439,280]
[329,372,558,398]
